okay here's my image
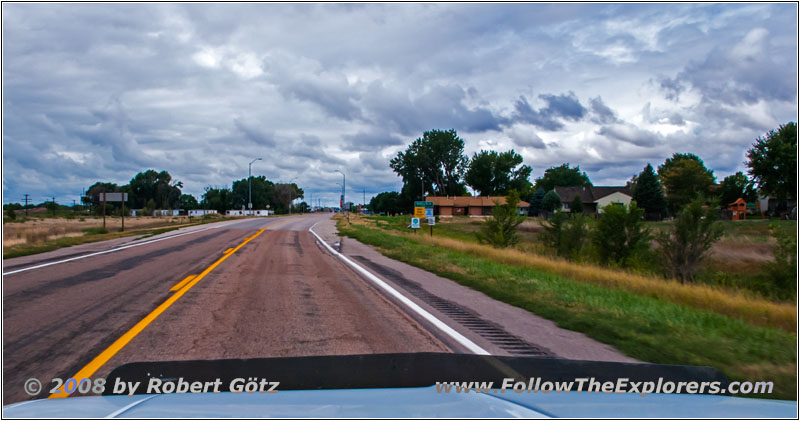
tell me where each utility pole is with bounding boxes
[23,194,30,217]
[73,199,77,215]
[336,170,346,214]
[51,196,56,217]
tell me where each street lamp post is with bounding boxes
[248,158,262,216]
[287,177,298,215]
[335,170,345,213]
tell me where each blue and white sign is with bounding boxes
[424,207,433,218]
[410,217,420,229]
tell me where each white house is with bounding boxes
[554,186,632,214]
[226,209,273,216]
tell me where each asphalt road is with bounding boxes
[2,214,448,404]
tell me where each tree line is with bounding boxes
[370,123,796,217]
[78,170,304,216]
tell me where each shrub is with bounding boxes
[592,202,650,266]
[83,227,109,235]
[541,190,561,213]
[656,198,723,284]
[762,223,797,299]
[475,190,526,248]
[5,208,16,220]
[541,210,590,259]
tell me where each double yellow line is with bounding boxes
[50,221,281,398]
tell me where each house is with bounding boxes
[553,186,632,214]
[425,195,530,217]
[225,209,273,216]
[188,209,218,217]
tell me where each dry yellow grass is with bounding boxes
[344,216,796,331]
[3,216,196,246]
[419,235,796,331]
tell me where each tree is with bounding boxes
[475,190,527,248]
[541,210,590,259]
[541,190,562,213]
[127,170,182,209]
[390,129,469,201]
[231,176,276,211]
[569,195,584,214]
[201,187,233,214]
[718,172,757,206]
[465,149,532,197]
[746,122,797,201]
[83,182,122,216]
[534,163,592,192]
[527,188,545,217]
[369,191,405,215]
[178,194,199,210]
[656,198,723,284]
[632,163,667,220]
[657,153,715,215]
[592,202,650,266]
[273,183,303,214]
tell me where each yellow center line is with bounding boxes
[223,248,234,254]
[49,219,284,398]
[169,275,196,292]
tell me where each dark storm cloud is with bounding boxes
[589,97,620,124]
[342,130,405,151]
[511,92,586,131]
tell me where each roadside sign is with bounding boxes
[426,217,435,226]
[411,217,420,229]
[424,207,433,218]
[414,201,434,207]
[100,192,128,202]
[414,207,426,217]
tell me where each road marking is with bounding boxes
[223,248,234,254]
[2,219,258,276]
[169,275,196,291]
[49,220,283,399]
[309,223,490,355]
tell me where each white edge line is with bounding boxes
[309,222,490,356]
[2,219,252,276]
[104,395,159,418]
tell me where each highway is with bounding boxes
[2,214,448,404]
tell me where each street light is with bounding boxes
[287,177,298,215]
[335,170,345,213]
[248,158,262,216]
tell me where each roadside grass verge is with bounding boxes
[2,217,236,259]
[337,218,796,400]
[353,216,795,331]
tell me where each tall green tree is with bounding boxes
[527,187,546,217]
[632,163,667,220]
[541,210,591,259]
[534,163,592,192]
[475,190,526,248]
[746,122,797,201]
[657,153,715,214]
[231,176,276,211]
[592,202,650,266]
[718,172,758,206]
[127,170,182,209]
[178,194,199,210]
[541,189,562,213]
[465,149,532,197]
[369,191,405,215]
[201,187,233,214]
[390,129,469,201]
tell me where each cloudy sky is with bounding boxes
[2,3,797,206]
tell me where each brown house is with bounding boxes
[426,195,530,217]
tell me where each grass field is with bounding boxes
[337,215,797,400]
[376,215,796,301]
[2,214,234,259]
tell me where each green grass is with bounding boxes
[338,218,797,401]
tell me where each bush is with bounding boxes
[83,227,109,235]
[656,198,723,284]
[475,191,526,248]
[5,208,16,220]
[762,223,797,299]
[541,210,590,259]
[591,202,650,266]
